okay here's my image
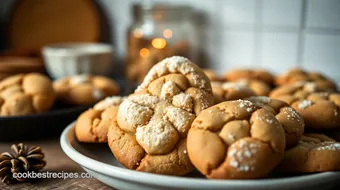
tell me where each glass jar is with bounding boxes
[127,4,198,83]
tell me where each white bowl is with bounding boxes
[60,122,340,190]
[42,43,113,79]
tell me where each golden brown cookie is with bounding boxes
[53,75,120,105]
[224,69,274,85]
[108,56,214,176]
[270,81,335,99]
[276,134,340,173]
[246,96,305,148]
[212,82,256,104]
[0,73,55,116]
[203,69,221,82]
[75,96,125,143]
[236,79,272,96]
[275,68,337,91]
[187,100,286,179]
[274,92,340,129]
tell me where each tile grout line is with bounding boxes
[297,0,308,67]
[253,0,263,67]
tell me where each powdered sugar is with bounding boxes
[163,106,195,135]
[160,81,180,99]
[228,140,259,172]
[238,100,255,113]
[315,142,340,151]
[298,100,313,109]
[92,89,104,100]
[172,93,193,112]
[129,94,159,108]
[70,74,90,85]
[304,82,317,92]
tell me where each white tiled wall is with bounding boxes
[1,0,340,81]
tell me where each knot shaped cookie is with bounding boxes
[203,69,221,82]
[275,68,337,90]
[53,75,120,105]
[274,92,340,129]
[187,100,286,179]
[212,82,256,103]
[75,96,125,143]
[108,56,214,175]
[236,79,271,96]
[224,69,274,85]
[276,134,340,173]
[0,73,55,116]
[246,96,305,148]
[270,81,335,99]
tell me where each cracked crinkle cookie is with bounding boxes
[270,81,335,99]
[0,73,55,116]
[108,56,214,176]
[212,82,256,104]
[53,75,120,105]
[275,68,337,91]
[75,96,125,143]
[224,69,274,85]
[276,134,340,173]
[274,92,340,129]
[246,96,305,148]
[187,100,286,179]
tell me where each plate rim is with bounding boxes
[60,122,340,188]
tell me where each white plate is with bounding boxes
[60,122,340,190]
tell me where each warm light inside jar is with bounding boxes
[139,48,150,57]
[151,38,167,49]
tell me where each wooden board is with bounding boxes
[7,0,101,50]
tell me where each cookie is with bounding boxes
[236,79,272,96]
[276,134,340,173]
[108,56,214,175]
[75,96,125,143]
[187,100,286,179]
[0,73,55,116]
[53,75,120,105]
[275,68,337,90]
[212,82,256,104]
[274,92,340,129]
[246,96,305,148]
[270,81,335,99]
[224,69,274,85]
[203,69,221,82]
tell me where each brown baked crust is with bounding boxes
[275,68,337,90]
[75,96,125,143]
[276,134,340,173]
[246,96,305,148]
[224,69,274,85]
[108,56,213,176]
[187,100,286,179]
[53,75,120,105]
[237,79,272,96]
[275,92,340,129]
[0,73,55,116]
[212,82,256,104]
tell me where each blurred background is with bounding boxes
[0,0,339,82]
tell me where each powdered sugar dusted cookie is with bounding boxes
[53,75,120,105]
[75,96,125,143]
[246,96,305,148]
[276,134,340,173]
[275,68,337,91]
[212,82,256,104]
[108,56,214,176]
[275,92,340,129]
[187,100,286,179]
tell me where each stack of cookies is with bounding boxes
[75,56,340,180]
